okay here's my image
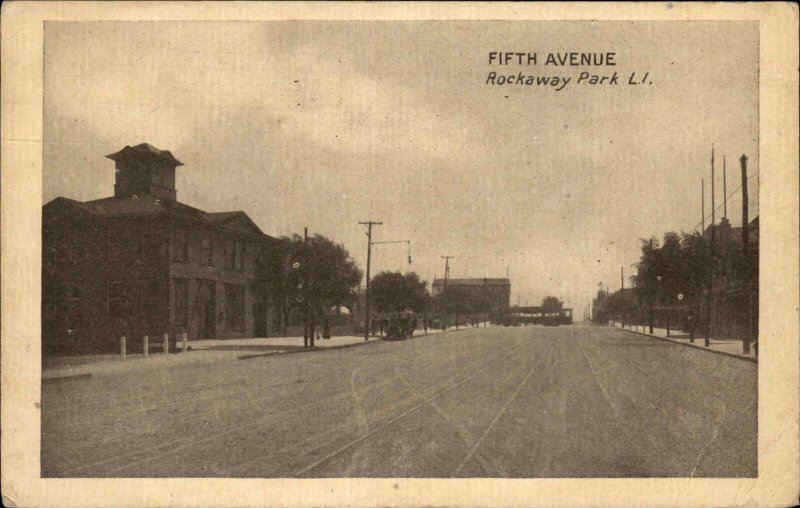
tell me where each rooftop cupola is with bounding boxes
[106,143,184,202]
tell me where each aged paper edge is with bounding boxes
[2,2,798,507]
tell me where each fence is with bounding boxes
[117,331,189,359]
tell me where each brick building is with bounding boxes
[42,143,282,355]
[430,278,511,310]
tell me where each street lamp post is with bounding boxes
[650,275,669,337]
[371,240,412,266]
[359,221,383,341]
[441,256,454,329]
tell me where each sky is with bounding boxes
[43,21,759,316]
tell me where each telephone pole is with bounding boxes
[483,276,488,327]
[441,256,454,288]
[303,227,311,348]
[648,239,654,334]
[711,145,716,244]
[740,154,751,355]
[701,178,705,233]
[360,220,382,341]
[441,256,454,329]
[708,146,716,346]
[620,266,624,291]
[723,155,728,220]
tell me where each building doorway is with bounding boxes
[254,300,267,337]
[196,280,216,339]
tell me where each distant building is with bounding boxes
[431,278,511,310]
[705,216,760,341]
[595,287,638,324]
[42,144,282,355]
[703,216,759,247]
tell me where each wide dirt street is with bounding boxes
[42,324,757,477]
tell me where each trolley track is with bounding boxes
[55,332,521,476]
[45,332,489,458]
[292,339,539,477]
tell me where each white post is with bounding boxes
[181,332,187,352]
[163,333,169,354]
[120,335,126,360]
[143,335,149,356]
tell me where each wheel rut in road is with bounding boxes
[42,325,756,478]
[292,338,532,477]
[48,333,487,476]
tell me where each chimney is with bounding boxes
[106,143,184,202]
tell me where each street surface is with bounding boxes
[42,324,757,477]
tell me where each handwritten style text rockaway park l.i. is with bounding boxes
[485,51,651,91]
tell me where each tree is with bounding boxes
[371,271,429,314]
[679,231,712,305]
[633,236,659,305]
[541,296,563,313]
[658,231,684,305]
[629,230,716,331]
[280,233,363,343]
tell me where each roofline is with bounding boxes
[105,144,184,166]
[44,196,277,242]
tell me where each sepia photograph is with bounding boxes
[39,18,760,479]
[2,2,799,507]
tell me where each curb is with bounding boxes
[615,326,758,364]
[237,326,476,360]
[42,373,93,384]
[237,337,384,360]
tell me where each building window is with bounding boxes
[225,283,245,332]
[225,240,243,271]
[107,281,129,319]
[108,226,131,261]
[140,279,161,326]
[201,237,213,267]
[172,228,188,262]
[236,241,244,270]
[225,240,234,269]
[67,228,85,262]
[173,279,188,330]
[140,227,161,259]
[61,283,81,331]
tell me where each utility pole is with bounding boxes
[303,227,310,348]
[711,146,716,246]
[360,220,382,341]
[483,277,488,327]
[620,266,624,291]
[701,178,705,233]
[648,239,654,334]
[708,146,716,346]
[440,256,454,329]
[722,154,729,339]
[741,154,751,354]
[723,155,728,220]
[441,256,454,287]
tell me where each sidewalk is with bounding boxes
[611,322,757,363]
[192,334,378,352]
[42,324,481,381]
